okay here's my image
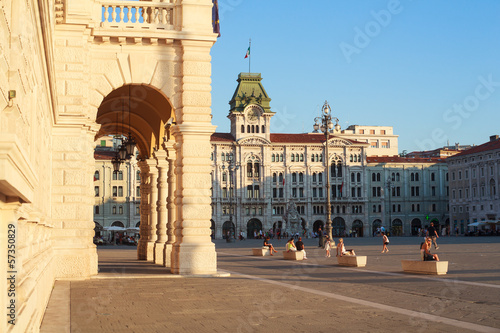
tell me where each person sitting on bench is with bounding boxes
[422,237,440,261]
[336,238,356,257]
[286,238,297,252]
[263,237,278,256]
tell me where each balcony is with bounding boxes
[91,1,179,42]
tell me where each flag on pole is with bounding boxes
[244,46,250,59]
[212,0,220,37]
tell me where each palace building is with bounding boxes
[210,73,450,239]
[447,135,500,234]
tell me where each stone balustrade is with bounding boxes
[100,1,175,29]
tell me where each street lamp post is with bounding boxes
[386,179,394,235]
[222,161,239,242]
[314,101,338,241]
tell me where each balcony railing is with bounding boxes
[99,1,175,30]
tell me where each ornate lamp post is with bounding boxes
[222,160,239,242]
[313,101,338,241]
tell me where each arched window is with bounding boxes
[311,154,315,162]
[300,154,304,162]
[313,173,317,183]
[299,172,304,183]
[94,170,100,180]
[271,154,275,162]
[253,163,260,177]
[221,152,225,161]
[391,172,395,181]
[372,173,376,182]
[350,155,353,162]
[279,173,283,183]
[351,172,355,182]
[247,162,253,177]
[295,153,299,162]
[337,161,342,177]
[112,206,117,214]
[396,172,400,182]
[256,126,259,133]
[273,173,277,183]
[119,206,123,215]
[251,125,255,133]
[331,164,336,178]
[415,173,419,181]
[241,125,245,133]
[226,153,230,161]
[319,154,323,162]
[291,154,295,162]
[280,154,283,162]
[262,125,265,133]
[247,125,250,133]
[318,172,323,183]
[411,173,415,181]
[222,172,227,182]
[357,172,361,182]
[292,172,297,183]
[376,172,380,182]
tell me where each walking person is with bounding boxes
[426,222,439,249]
[381,232,389,253]
[324,236,331,257]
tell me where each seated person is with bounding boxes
[336,238,355,257]
[295,237,307,259]
[422,237,440,261]
[263,237,278,256]
[286,238,296,252]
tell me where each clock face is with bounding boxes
[247,108,259,122]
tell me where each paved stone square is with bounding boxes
[42,236,500,332]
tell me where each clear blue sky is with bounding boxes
[210,0,500,153]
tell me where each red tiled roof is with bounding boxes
[210,133,235,142]
[367,156,446,164]
[94,150,116,160]
[449,138,500,158]
[210,132,366,145]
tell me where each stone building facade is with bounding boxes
[1,1,219,331]
[447,135,500,234]
[210,73,450,239]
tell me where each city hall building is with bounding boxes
[210,73,450,239]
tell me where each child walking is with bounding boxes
[381,232,389,253]
[324,236,331,257]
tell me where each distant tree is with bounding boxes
[400,150,408,157]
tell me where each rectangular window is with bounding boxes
[118,186,123,197]
[292,188,297,197]
[112,172,118,180]
[254,186,260,199]
[319,188,323,198]
[273,188,277,198]
[118,171,123,180]
[136,206,140,215]
[112,186,117,197]
[299,188,304,198]
[136,186,140,197]
[313,188,317,198]
[431,186,436,196]
[95,186,100,197]
[279,188,283,198]
[247,185,253,198]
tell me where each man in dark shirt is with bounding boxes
[426,222,439,249]
[295,237,307,259]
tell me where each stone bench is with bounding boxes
[401,260,448,275]
[252,248,270,256]
[337,255,367,267]
[282,251,304,260]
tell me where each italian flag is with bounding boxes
[244,46,250,59]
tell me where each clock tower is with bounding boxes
[228,73,274,141]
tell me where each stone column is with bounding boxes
[137,161,150,260]
[154,150,168,265]
[163,142,177,267]
[171,123,217,274]
[146,158,158,261]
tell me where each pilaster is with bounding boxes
[137,161,150,260]
[146,158,158,261]
[163,142,177,268]
[154,150,168,265]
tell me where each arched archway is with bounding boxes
[391,219,403,236]
[112,221,124,227]
[411,218,422,236]
[313,220,324,235]
[247,219,262,239]
[332,217,346,237]
[372,219,382,237]
[222,221,235,239]
[352,220,363,237]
